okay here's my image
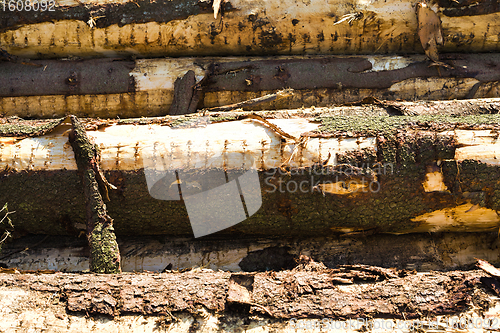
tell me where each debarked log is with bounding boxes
[0,0,499,59]
[1,54,500,118]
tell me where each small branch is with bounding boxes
[242,113,298,141]
[202,89,294,113]
[249,302,274,317]
[0,231,10,246]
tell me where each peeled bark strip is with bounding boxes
[68,116,121,273]
[1,54,500,118]
[0,0,499,59]
[169,70,200,115]
[417,2,443,63]
[2,108,500,237]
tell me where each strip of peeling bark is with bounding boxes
[68,116,121,273]
[1,54,500,118]
[2,111,500,236]
[0,0,499,59]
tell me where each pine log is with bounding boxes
[0,0,499,59]
[1,54,500,118]
[2,104,500,237]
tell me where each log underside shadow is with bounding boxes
[0,232,499,273]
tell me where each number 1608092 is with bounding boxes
[3,0,56,11]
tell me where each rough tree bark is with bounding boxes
[68,116,121,273]
[0,264,485,319]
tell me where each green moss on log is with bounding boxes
[69,116,121,273]
[0,118,64,137]
[442,159,500,212]
[314,114,500,136]
[84,169,120,273]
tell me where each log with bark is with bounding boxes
[1,54,500,118]
[0,0,499,59]
[2,102,500,237]
[0,262,496,332]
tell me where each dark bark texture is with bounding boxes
[0,0,230,32]
[0,59,135,97]
[0,266,487,319]
[1,54,499,98]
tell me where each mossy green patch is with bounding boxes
[0,118,64,137]
[314,114,500,136]
[169,114,239,128]
[209,114,239,123]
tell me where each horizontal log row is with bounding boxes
[0,266,480,319]
[0,0,499,59]
[2,109,500,236]
[1,54,500,118]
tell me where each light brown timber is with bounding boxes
[0,0,499,59]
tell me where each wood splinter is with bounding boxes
[68,115,121,274]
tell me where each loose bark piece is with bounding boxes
[169,70,199,115]
[477,258,500,278]
[68,116,121,273]
[213,0,222,19]
[417,2,443,63]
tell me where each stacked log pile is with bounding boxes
[2,0,500,330]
